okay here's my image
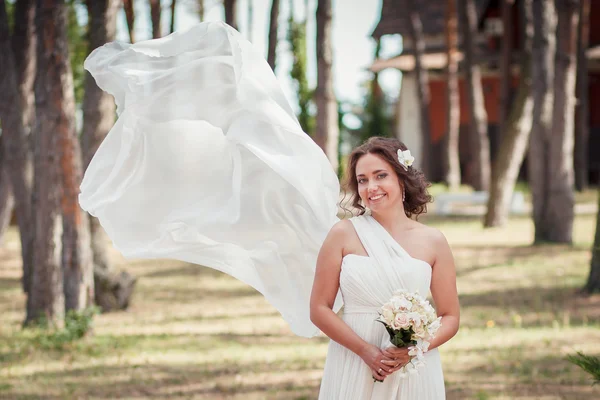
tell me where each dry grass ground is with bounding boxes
[1,206,599,399]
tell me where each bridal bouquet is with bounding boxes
[376,289,442,379]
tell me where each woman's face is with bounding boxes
[355,153,403,212]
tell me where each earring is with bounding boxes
[402,191,406,202]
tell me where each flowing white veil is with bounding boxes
[79,21,344,337]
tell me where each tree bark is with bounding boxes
[584,187,600,293]
[170,0,176,34]
[445,0,460,190]
[404,1,432,176]
[224,0,237,30]
[484,0,534,228]
[149,0,161,38]
[0,139,14,244]
[315,0,339,171]
[27,0,73,327]
[267,0,279,71]
[247,0,253,42]
[82,0,136,312]
[574,0,590,191]
[123,0,135,42]
[544,0,578,244]
[0,0,36,293]
[460,0,490,191]
[197,0,204,21]
[499,0,515,136]
[528,0,557,243]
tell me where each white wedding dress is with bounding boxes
[80,21,445,399]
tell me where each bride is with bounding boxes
[79,21,459,399]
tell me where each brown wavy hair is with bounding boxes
[342,137,432,218]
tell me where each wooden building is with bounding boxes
[370,0,600,184]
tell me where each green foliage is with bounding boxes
[357,39,392,143]
[32,306,100,350]
[287,13,315,136]
[66,0,88,106]
[566,351,600,384]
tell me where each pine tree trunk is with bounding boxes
[484,0,534,228]
[170,0,176,34]
[0,143,14,244]
[315,0,339,171]
[574,0,590,191]
[0,0,36,294]
[82,0,136,312]
[529,0,556,243]
[445,0,460,190]
[149,0,161,38]
[224,0,237,30]
[544,0,578,244]
[499,0,514,136]
[27,0,71,327]
[405,0,432,177]
[247,0,253,42]
[123,0,135,42]
[460,0,490,191]
[267,0,279,71]
[584,188,600,293]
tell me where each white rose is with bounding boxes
[394,313,411,330]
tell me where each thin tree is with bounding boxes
[584,187,600,293]
[361,38,390,142]
[170,0,176,34]
[197,0,204,21]
[528,0,556,242]
[499,0,515,136]
[0,139,14,243]
[247,0,253,41]
[460,0,490,191]
[574,0,590,191]
[27,0,73,327]
[149,0,161,38]
[0,0,36,293]
[82,0,128,310]
[224,0,237,30]
[123,0,135,42]
[404,0,432,177]
[444,0,460,190]
[267,0,279,71]
[542,0,579,244]
[484,0,534,227]
[315,0,339,170]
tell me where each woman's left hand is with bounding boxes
[381,346,410,370]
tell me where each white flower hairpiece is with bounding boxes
[397,149,415,171]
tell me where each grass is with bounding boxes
[1,213,599,399]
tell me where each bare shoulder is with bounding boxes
[411,222,451,251]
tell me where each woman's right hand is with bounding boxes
[359,343,396,381]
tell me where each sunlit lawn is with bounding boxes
[1,203,600,399]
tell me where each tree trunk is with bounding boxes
[484,0,534,228]
[149,0,161,38]
[460,0,490,191]
[445,0,460,190]
[404,1,432,177]
[0,141,14,244]
[574,0,590,191]
[0,0,36,294]
[528,0,556,243]
[584,187,600,293]
[170,0,176,34]
[315,0,339,171]
[499,0,514,136]
[224,0,237,30]
[123,0,135,42]
[197,0,204,21]
[267,0,279,71]
[83,0,135,312]
[247,0,253,42]
[544,0,578,244]
[26,0,71,327]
